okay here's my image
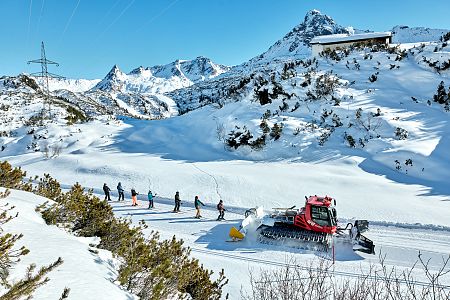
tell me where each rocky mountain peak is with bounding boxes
[251,9,352,62]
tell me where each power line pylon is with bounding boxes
[27,41,64,119]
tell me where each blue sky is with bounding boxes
[1,0,449,79]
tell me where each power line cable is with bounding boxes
[60,0,81,41]
[27,0,33,45]
[97,0,122,26]
[36,0,45,34]
[97,0,135,40]
[135,0,180,34]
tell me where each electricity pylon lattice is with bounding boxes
[27,41,64,118]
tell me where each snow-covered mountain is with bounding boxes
[250,9,355,63]
[92,56,229,94]
[391,25,450,43]
[46,77,100,93]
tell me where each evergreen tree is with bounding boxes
[270,123,283,140]
[433,81,448,104]
[0,161,30,190]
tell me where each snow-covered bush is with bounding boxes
[441,32,450,42]
[226,127,254,149]
[331,113,343,127]
[24,111,45,127]
[253,76,284,105]
[281,63,297,80]
[254,86,271,105]
[422,57,450,72]
[259,119,270,134]
[270,123,283,140]
[395,127,409,140]
[433,81,450,110]
[279,100,289,112]
[369,73,378,83]
[345,133,356,148]
[65,106,87,125]
[320,48,348,61]
[312,72,340,99]
[250,135,266,150]
[318,128,333,146]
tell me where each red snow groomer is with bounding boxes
[230,195,375,254]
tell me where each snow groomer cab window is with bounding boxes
[311,206,333,226]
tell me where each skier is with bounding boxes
[147,190,155,209]
[103,183,111,201]
[194,195,205,219]
[131,188,139,206]
[117,182,124,201]
[173,191,181,212]
[217,199,225,221]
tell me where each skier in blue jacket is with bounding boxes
[147,190,155,209]
[194,196,205,219]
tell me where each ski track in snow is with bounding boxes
[72,188,450,233]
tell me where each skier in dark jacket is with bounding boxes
[131,188,139,206]
[147,190,155,209]
[217,199,225,221]
[194,196,205,219]
[117,182,124,201]
[173,191,181,212]
[103,183,111,201]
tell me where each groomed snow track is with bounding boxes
[190,247,450,290]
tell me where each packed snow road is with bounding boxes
[107,194,450,298]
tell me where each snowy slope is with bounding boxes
[0,188,136,299]
[392,25,450,43]
[46,77,101,93]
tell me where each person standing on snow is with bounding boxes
[131,188,139,206]
[173,191,181,212]
[194,195,205,219]
[103,183,111,201]
[147,190,155,209]
[217,199,225,221]
[117,182,125,201]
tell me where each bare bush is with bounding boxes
[215,121,226,142]
[51,144,62,158]
[242,253,450,300]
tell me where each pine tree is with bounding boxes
[433,81,448,104]
[0,161,30,190]
[270,123,283,140]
